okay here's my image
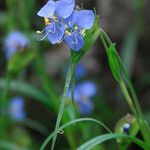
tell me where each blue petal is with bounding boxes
[75,64,87,79]
[68,87,81,102]
[64,11,76,28]
[9,96,26,121]
[78,99,94,115]
[4,31,29,48]
[37,0,55,18]
[73,10,95,29]
[56,0,75,18]
[4,31,29,59]
[46,23,65,44]
[77,81,97,97]
[5,47,16,59]
[65,32,84,51]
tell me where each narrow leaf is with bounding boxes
[40,118,111,150]
[0,79,51,108]
[77,133,149,150]
[108,44,121,82]
[0,141,28,150]
[8,50,35,76]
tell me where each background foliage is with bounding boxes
[0,0,150,149]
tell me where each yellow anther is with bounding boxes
[44,18,50,25]
[36,30,42,34]
[65,30,71,35]
[74,26,78,30]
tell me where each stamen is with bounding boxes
[44,18,50,25]
[53,25,56,34]
[81,29,86,35]
[71,34,78,45]
[75,5,81,11]
[83,33,86,37]
[37,29,52,41]
[74,26,78,30]
[69,21,71,25]
[64,25,68,29]
[65,30,71,36]
[53,16,57,20]
[71,40,77,44]
[36,30,43,34]
[36,28,47,34]
[57,35,66,44]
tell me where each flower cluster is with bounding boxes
[68,81,97,115]
[37,0,95,51]
[4,31,29,59]
[9,96,26,121]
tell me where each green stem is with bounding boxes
[1,72,11,111]
[99,30,138,117]
[71,67,75,106]
[119,80,137,117]
[35,52,77,149]
[51,63,75,150]
[99,29,150,144]
[101,29,142,117]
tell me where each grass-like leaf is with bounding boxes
[77,133,149,150]
[108,44,121,82]
[8,50,35,76]
[40,118,111,150]
[0,79,51,108]
[99,29,150,146]
[0,141,28,150]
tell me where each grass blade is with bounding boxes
[40,118,111,150]
[51,64,74,150]
[77,133,149,150]
[0,141,28,150]
[0,79,51,107]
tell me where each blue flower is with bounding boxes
[9,97,26,121]
[37,0,75,44]
[64,10,95,51]
[68,81,97,115]
[123,123,130,134]
[4,31,29,59]
[75,64,87,79]
[78,100,94,115]
[37,1,95,51]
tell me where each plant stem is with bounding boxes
[99,29,150,144]
[99,30,138,117]
[100,29,142,117]
[119,80,137,117]
[1,72,11,113]
[71,67,75,106]
[51,63,75,150]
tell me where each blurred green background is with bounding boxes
[0,0,150,149]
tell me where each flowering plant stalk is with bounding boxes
[99,29,150,146]
[36,0,150,149]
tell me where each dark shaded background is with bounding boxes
[0,0,150,149]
